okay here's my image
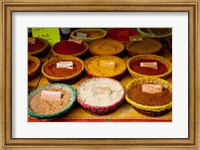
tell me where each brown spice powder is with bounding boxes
[128,85,172,106]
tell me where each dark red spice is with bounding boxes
[107,28,140,42]
[53,41,86,55]
[130,59,168,75]
[28,38,46,52]
[128,85,172,106]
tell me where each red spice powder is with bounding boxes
[53,41,86,55]
[28,39,46,52]
[107,28,140,42]
[130,59,168,75]
[44,60,82,77]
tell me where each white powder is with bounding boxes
[78,78,124,106]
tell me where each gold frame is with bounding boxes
[0,0,199,149]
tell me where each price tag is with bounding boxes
[56,61,73,69]
[142,84,162,94]
[41,90,62,101]
[77,32,87,38]
[28,37,36,44]
[68,38,83,44]
[99,60,115,69]
[129,35,143,42]
[140,62,158,70]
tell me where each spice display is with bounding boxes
[85,55,126,79]
[28,37,48,55]
[44,59,82,77]
[28,55,41,80]
[130,59,168,75]
[107,28,140,42]
[28,60,36,74]
[137,28,172,38]
[77,78,125,115]
[89,39,124,55]
[125,38,162,56]
[52,40,88,55]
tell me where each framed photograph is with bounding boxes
[0,0,199,149]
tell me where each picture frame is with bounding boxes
[0,0,199,149]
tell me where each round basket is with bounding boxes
[41,56,84,84]
[77,77,125,115]
[28,37,49,56]
[28,83,76,119]
[85,55,126,80]
[28,55,41,80]
[70,28,107,42]
[89,39,124,56]
[127,54,172,78]
[125,77,172,116]
[125,38,162,56]
[51,40,88,58]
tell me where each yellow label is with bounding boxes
[32,28,60,46]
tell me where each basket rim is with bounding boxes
[127,54,172,78]
[125,77,172,112]
[28,37,49,55]
[51,40,89,57]
[41,56,84,81]
[137,28,172,38]
[28,55,41,76]
[28,83,76,119]
[76,77,125,109]
[70,28,107,41]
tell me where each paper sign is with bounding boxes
[142,84,162,94]
[32,28,60,46]
[129,35,143,42]
[77,32,87,38]
[68,38,82,44]
[140,62,158,70]
[41,90,62,101]
[56,61,73,69]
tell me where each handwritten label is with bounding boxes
[129,35,143,42]
[77,32,87,38]
[32,28,60,46]
[140,62,158,70]
[41,90,62,101]
[99,60,115,69]
[28,37,36,44]
[56,61,73,69]
[68,38,82,44]
[142,84,162,94]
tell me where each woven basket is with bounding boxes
[51,40,88,58]
[127,54,172,79]
[28,55,41,80]
[125,77,172,115]
[28,83,76,119]
[41,56,84,84]
[70,28,107,42]
[77,77,125,115]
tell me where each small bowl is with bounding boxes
[89,39,124,56]
[125,38,162,56]
[127,54,172,79]
[28,37,49,56]
[85,55,126,80]
[70,28,107,42]
[28,55,41,80]
[41,56,84,84]
[77,77,125,115]
[52,40,88,57]
[28,83,76,119]
[125,77,172,116]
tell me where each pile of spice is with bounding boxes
[129,59,168,75]
[28,37,47,53]
[52,40,87,55]
[44,59,82,77]
[85,55,126,78]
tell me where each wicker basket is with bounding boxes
[28,83,76,119]
[127,54,172,79]
[28,55,41,80]
[125,77,172,116]
[70,28,107,42]
[41,56,84,84]
[77,77,125,115]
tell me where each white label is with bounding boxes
[77,32,87,38]
[140,62,158,70]
[142,84,162,94]
[41,90,62,101]
[28,37,36,44]
[56,61,73,69]
[129,35,143,42]
[68,38,82,44]
[99,60,115,69]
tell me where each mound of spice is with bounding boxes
[28,38,46,52]
[107,28,140,42]
[130,59,168,75]
[53,41,87,55]
[29,88,72,114]
[44,60,82,77]
[127,84,172,106]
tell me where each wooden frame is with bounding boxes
[0,0,199,149]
